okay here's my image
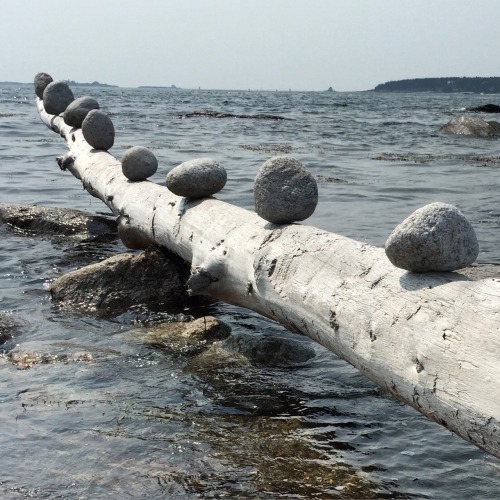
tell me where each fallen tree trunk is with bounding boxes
[36,98,500,458]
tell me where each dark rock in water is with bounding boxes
[121,146,158,181]
[166,158,227,198]
[439,116,500,137]
[140,316,231,355]
[63,96,100,128]
[385,202,479,272]
[34,72,53,99]
[469,103,500,113]
[81,109,115,150]
[0,312,22,346]
[254,156,318,224]
[43,80,75,115]
[0,203,117,240]
[50,246,188,314]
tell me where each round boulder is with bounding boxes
[385,202,479,273]
[63,96,100,128]
[121,146,158,181]
[253,156,318,224]
[34,72,53,99]
[81,109,115,150]
[439,116,500,137]
[42,80,75,115]
[166,158,226,198]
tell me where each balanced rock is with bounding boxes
[121,146,158,181]
[166,158,226,198]
[81,109,115,150]
[42,80,75,115]
[439,116,500,137]
[34,72,53,99]
[253,156,318,224]
[385,202,479,273]
[63,96,100,128]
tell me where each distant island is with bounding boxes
[138,85,179,89]
[374,77,500,94]
[64,80,118,88]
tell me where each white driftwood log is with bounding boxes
[36,98,500,458]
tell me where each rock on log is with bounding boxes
[36,98,500,458]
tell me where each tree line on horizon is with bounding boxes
[374,77,500,93]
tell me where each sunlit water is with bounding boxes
[0,84,499,498]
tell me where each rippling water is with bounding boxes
[1,84,499,498]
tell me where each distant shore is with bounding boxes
[374,77,500,93]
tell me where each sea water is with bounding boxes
[0,84,499,498]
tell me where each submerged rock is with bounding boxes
[166,158,227,198]
[43,80,75,115]
[63,96,100,128]
[385,202,479,272]
[121,146,158,181]
[254,156,318,224]
[0,203,117,240]
[469,103,500,113]
[439,116,500,137]
[81,109,115,150]
[50,246,188,313]
[34,72,53,99]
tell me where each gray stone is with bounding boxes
[81,109,115,150]
[439,116,500,137]
[34,72,53,99]
[42,80,75,115]
[385,202,479,272]
[63,96,100,128]
[166,158,226,198]
[253,156,318,224]
[121,146,158,181]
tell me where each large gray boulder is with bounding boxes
[34,72,53,99]
[254,156,318,224]
[439,116,500,137]
[166,158,226,198]
[121,146,158,181]
[385,202,479,272]
[42,80,75,115]
[63,96,100,128]
[81,109,115,150]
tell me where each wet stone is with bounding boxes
[42,80,75,115]
[166,158,226,198]
[34,72,53,99]
[81,109,115,150]
[385,202,479,272]
[121,146,158,181]
[63,96,100,128]
[254,156,318,224]
[439,116,500,137]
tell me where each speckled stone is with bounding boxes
[166,158,226,198]
[439,116,500,137]
[42,81,75,115]
[385,202,479,272]
[63,96,100,128]
[81,109,115,150]
[121,146,158,181]
[34,72,53,99]
[253,156,318,224]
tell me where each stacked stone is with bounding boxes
[42,80,75,115]
[166,158,227,198]
[253,156,318,224]
[121,146,158,181]
[81,109,115,151]
[34,72,53,99]
[385,202,479,272]
[63,96,100,127]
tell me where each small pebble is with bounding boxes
[253,156,318,224]
[121,146,158,181]
[81,109,115,150]
[34,72,53,99]
[166,158,226,198]
[63,96,100,128]
[42,81,75,115]
[385,202,479,272]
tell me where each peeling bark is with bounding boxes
[35,98,500,458]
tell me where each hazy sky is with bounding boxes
[1,0,499,91]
